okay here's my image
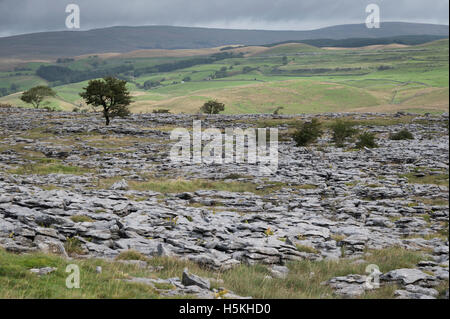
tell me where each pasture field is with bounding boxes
[0,39,448,114]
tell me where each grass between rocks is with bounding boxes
[9,163,93,175]
[0,248,161,298]
[129,178,262,194]
[412,197,449,206]
[400,172,449,186]
[9,162,92,175]
[1,246,443,299]
[98,176,316,196]
[245,115,435,130]
[70,215,94,223]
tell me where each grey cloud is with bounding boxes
[0,0,448,37]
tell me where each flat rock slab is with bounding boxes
[381,268,437,286]
[29,267,57,276]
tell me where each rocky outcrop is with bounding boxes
[0,108,448,298]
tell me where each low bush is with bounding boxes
[389,129,414,140]
[356,132,378,149]
[330,120,358,147]
[292,118,323,147]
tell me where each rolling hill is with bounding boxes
[1,38,448,115]
[0,22,448,59]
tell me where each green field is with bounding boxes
[1,39,448,114]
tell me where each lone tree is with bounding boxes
[200,100,225,114]
[80,77,132,125]
[20,86,56,109]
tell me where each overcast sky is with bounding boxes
[0,0,448,37]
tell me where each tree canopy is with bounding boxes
[79,77,132,125]
[200,100,225,115]
[20,86,56,109]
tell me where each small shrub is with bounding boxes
[389,129,414,140]
[331,120,358,147]
[356,132,378,149]
[292,118,323,147]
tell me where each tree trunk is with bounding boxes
[104,108,110,126]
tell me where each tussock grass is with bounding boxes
[296,244,319,254]
[64,237,85,256]
[212,247,430,299]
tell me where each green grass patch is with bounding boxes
[412,197,448,206]
[9,163,92,175]
[296,245,319,254]
[70,215,94,223]
[400,172,449,186]
[115,250,150,262]
[0,248,160,298]
[0,246,435,299]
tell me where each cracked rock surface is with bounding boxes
[0,108,448,298]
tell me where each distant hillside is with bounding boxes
[263,35,448,48]
[0,22,448,59]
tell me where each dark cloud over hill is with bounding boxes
[0,0,448,37]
